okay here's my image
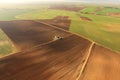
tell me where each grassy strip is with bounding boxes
[80,7,98,14]
[0,29,13,55]
[97,7,120,15]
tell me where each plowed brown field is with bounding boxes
[80,44,120,80]
[0,20,120,80]
[0,20,70,51]
[0,35,92,80]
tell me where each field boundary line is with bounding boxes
[35,20,120,53]
[34,20,95,43]
[76,42,95,80]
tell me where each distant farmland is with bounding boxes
[0,4,120,80]
[0,4,120,52]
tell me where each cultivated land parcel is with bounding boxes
[0,3,120,80]
[0,3,120,56]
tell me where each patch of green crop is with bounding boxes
[0,29,8,41]
[97,7,120,15]
[80,7,98,14]
[0,44,13,55]
[0,29,13,55]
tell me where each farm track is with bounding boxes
[0,20,120,80]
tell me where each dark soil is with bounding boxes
[0,35,92,80]
[0,20,70,51]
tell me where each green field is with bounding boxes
[0,9,34,21]
[0,4,120,53]
[80,6,120,15]
[0,29,13,56]
[97,7,120,15]
[80,7,98,14]
[70,13,120,52]
[16,9,77,20]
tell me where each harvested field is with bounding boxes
[0,20,71,51]
[80,44,120,80]
[80,16,92,21]
[0,41,9,46]
[0,34,92,80]
[104,24,120,32]
[50,5,85,12]
[107,13,120,17]
[38,16,71,30]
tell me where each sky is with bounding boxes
[76,0,120,4]
[0,0,120,4]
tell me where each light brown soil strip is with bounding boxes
[76,42,95,80]
[80,44,120,80]
[107,13,120,17]
[0,41,9,46]
[80,17,92,21]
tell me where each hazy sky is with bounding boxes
[76,0,120,4]
[0,0,120,4]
